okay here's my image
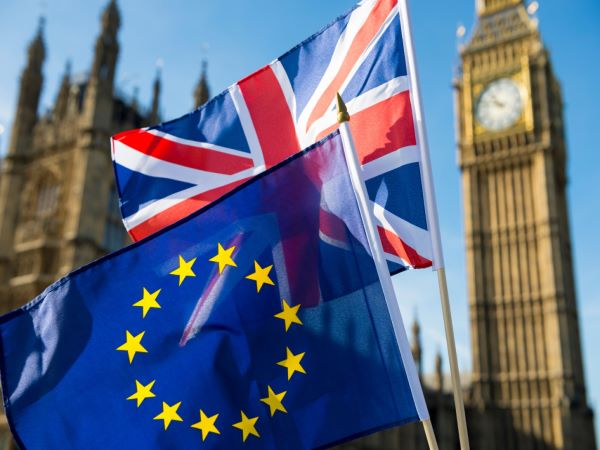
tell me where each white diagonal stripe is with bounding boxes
[371,201,433,261]
[302,6,399,145]
[362,144,420,180]
[228,85,265,168]
[296,0,377,134]
[145,129,254,160]
[270,60,302,144]
[306,75,410,144]
[122,165,265,229]
[114,140,216,185]
[381,249,411,269]
[335,5,398,96]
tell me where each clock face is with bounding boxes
[475,78,524,131]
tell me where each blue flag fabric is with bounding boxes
[0,131,426,449]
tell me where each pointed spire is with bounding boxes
[150,65,161,124]
[131,86,139,111]
[193,60,210,109]
[411,316,422,375]
[435,350,444,391]
[53,60,71,119]
[64,59,72,77]
[83,0,120,129]
[101,0,120,34]
[90,0,120,81]
[28,16,46,67]
[477,0,523,16]
[126,86,140,125]
[7,17,46,155]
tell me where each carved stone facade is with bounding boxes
[0,1,146,315]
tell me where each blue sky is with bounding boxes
[1,0,599,436]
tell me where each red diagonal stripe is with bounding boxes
[116,130,254,175]
[238,66,300,168]
[129,178,250,241]
[378,226,432,269]
[320,208,348,245]
[317,90,416,164]
[306,0,397,131]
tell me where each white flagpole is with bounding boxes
[396,0,471,449]
[336,94,438,450]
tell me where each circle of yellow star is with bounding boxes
[232,411,260,442]
[260,386,287,416]
[170,255,197,286]
[127,379,156,407]
[116,330,148,364]
[274,299,303,331]
[153,401,184,430]
[208,243,237,274]
[245,260,275,292]
[132,288,161,318]
[277,346,307,380]
[190,410,220,441]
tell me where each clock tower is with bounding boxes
[456,1,596,449]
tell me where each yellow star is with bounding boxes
[190,410,220,441]
[274,299,303,331]
[208,243,237,274]
[132,288,161,318]
[232,411,260,442]
[127,379,156,407]
[277,346,307,380]
[116,330,148,364]
[245,261,275,292]
[170,255,197,286]
[260,386,287,416]
[153,401,184,430]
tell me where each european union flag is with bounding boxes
[0,131,427,449]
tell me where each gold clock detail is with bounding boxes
[475,78,524,131]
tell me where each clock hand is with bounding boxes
[490,94,505,108]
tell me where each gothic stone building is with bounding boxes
[0,0,596,449]
[0,0,209,313]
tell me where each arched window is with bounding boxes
[35,179,60,218]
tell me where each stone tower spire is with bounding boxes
[0,18,46,289]
[476,0,522,15]
[193,60,210,109]
[82,0,120,130]
[53,60,71,120]
[150,67,161,124]
[60,0,122,274]
[457,0,596,447]
[410,317,422,376]
[8,17,46,156]
[92,0,120,79]
[434,350,444,391]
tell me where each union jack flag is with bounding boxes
[111,0,438,272]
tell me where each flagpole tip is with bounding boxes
[336,93,350,123]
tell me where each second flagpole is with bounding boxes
[336,94,439,450]
[396,0,471,448]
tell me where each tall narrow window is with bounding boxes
[36,182,59,218]
[103,187,127,253]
